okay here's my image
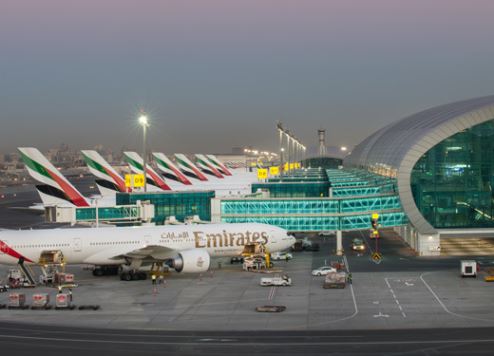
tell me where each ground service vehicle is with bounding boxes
[243,257,267,271]
[260,275,292,286]
[323,272,347,289]
[304,243,320,251]
[230,256,244,264]
[461,260,477,277]
[351,238,366,251]
[312,266,337,276]
[271,252,293,261]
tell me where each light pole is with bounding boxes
[138,113,149,192]
[280,148,285,176]
[286,135,291,173]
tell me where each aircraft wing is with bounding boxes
[84,245,176,264]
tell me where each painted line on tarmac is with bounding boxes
[420,271,494,322]
[343,254,359,321]
[3,333,494,346]
[303,254,359,328]
[268,286,276,301]
[384,278,406,318]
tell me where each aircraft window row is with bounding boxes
[89,241,139,246]
[13,244,69,249]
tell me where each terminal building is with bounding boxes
[44,96,494,257]
[345,95,494,255]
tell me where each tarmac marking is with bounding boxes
[8,333,494,346]
[267,286,276,301]
[373,311,390,318]
[305,254,359,328]
[420,271,494,322]
[384,278,407,318]
[342,254,359,320]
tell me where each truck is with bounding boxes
[461,260,478,277]
[243,256,267,271]
[260,275,292,286]
[323,271,347,289]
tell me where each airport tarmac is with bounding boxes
[2,186,494,335]
[1,230,494,332]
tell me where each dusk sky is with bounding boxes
[2,0,494,154]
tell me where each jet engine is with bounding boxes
[171,249,210,273]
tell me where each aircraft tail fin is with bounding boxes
[174,154,208,181]
[18,147,89,207]
[81,150,128,194]
[206,154,232,176]
[152,152,192,185]
[123,151,172,191]
[195,154,224,178]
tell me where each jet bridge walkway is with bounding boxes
[213,168,406,232]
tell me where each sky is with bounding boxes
[1,0,494,154]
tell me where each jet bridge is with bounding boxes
[212,168,406,232]
[45,202,155,225]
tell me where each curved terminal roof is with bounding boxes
[345,95,494,234]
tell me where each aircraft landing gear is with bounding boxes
[119,270,147,281]
[93,265,119,277]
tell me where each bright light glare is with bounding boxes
[138,115,148,126]
[341,146,348,151]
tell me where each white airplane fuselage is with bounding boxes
[0,223,295,266]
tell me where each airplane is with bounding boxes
[0,223,295,281]
[174,153,208,181]
[206,154,232,176]
[123,151,172,191]
[81,150,128,196]
[152,152,192,185]
[195,154,224,179]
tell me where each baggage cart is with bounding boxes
[31,293,51,309]
[8,292,28,309]
[55,293,75,310]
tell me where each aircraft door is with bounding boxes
[144,235,152,247]
[72,238,82,252]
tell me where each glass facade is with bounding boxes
[222,212,406,231]
[221,196,401,216]
[332,183,396,198]
[222,199,339,215]
[75,206,140,222]
[117,191,215,224]
[411,119,494,228]
[251,182,331,197]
